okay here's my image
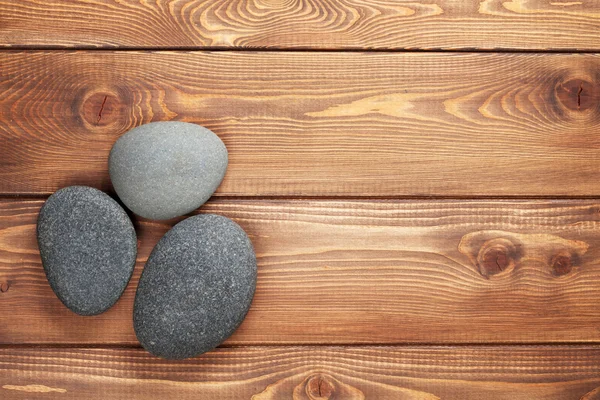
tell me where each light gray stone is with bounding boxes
[37,186,137,316]
[133,214,256,359]
[109,121,228,220]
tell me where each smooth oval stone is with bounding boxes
[134,214,256,359]
[109,121,228,220]
[37,186,137,316]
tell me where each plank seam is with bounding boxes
[3,194,600,201]
[3,343,600,349]
[0,47,598,54]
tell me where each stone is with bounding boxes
[133,214,256,359]
[109,121,228,220]
[36,186,137,316]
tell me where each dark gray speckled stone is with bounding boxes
[37,186,137,316]
[134,214,256,359]
[109,121,228,220]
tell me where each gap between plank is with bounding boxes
[3,194,600,201]
[1,342,600,350]
[0,46,599,54]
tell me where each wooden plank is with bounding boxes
[2,198,600,345]
[1,52,600,197]
[1,1,600,51]
[1,346,600,399]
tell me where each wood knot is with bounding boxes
[476,238,518,278]
[557,79,598,112]
[0,281,9,293]
[292,373,364,400]
[81,92,124,127]
[252,371,438,399]
[306,375,334,399]
[550,252,575,277]
[461,230,589,278]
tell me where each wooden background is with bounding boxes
[1,1,600,399]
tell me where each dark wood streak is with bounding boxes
[582,387,600,400]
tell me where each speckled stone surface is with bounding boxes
[134,214,256,359]
[109,121,228,220]
[36,186,137,316]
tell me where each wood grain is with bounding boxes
[1,346,600,399]
[1,51,600,197]
[2,198,600,345]
[1,0,600,50]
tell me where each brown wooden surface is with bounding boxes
[2,2,600,398]
[1,51,600,197]
[2,198,600,345]
[1,0,600,51]
[1,346,600,399]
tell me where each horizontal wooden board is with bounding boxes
[1,1,600,51]
[1,346,600,399]
[1,52,600,197]
[2,198,600,345]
